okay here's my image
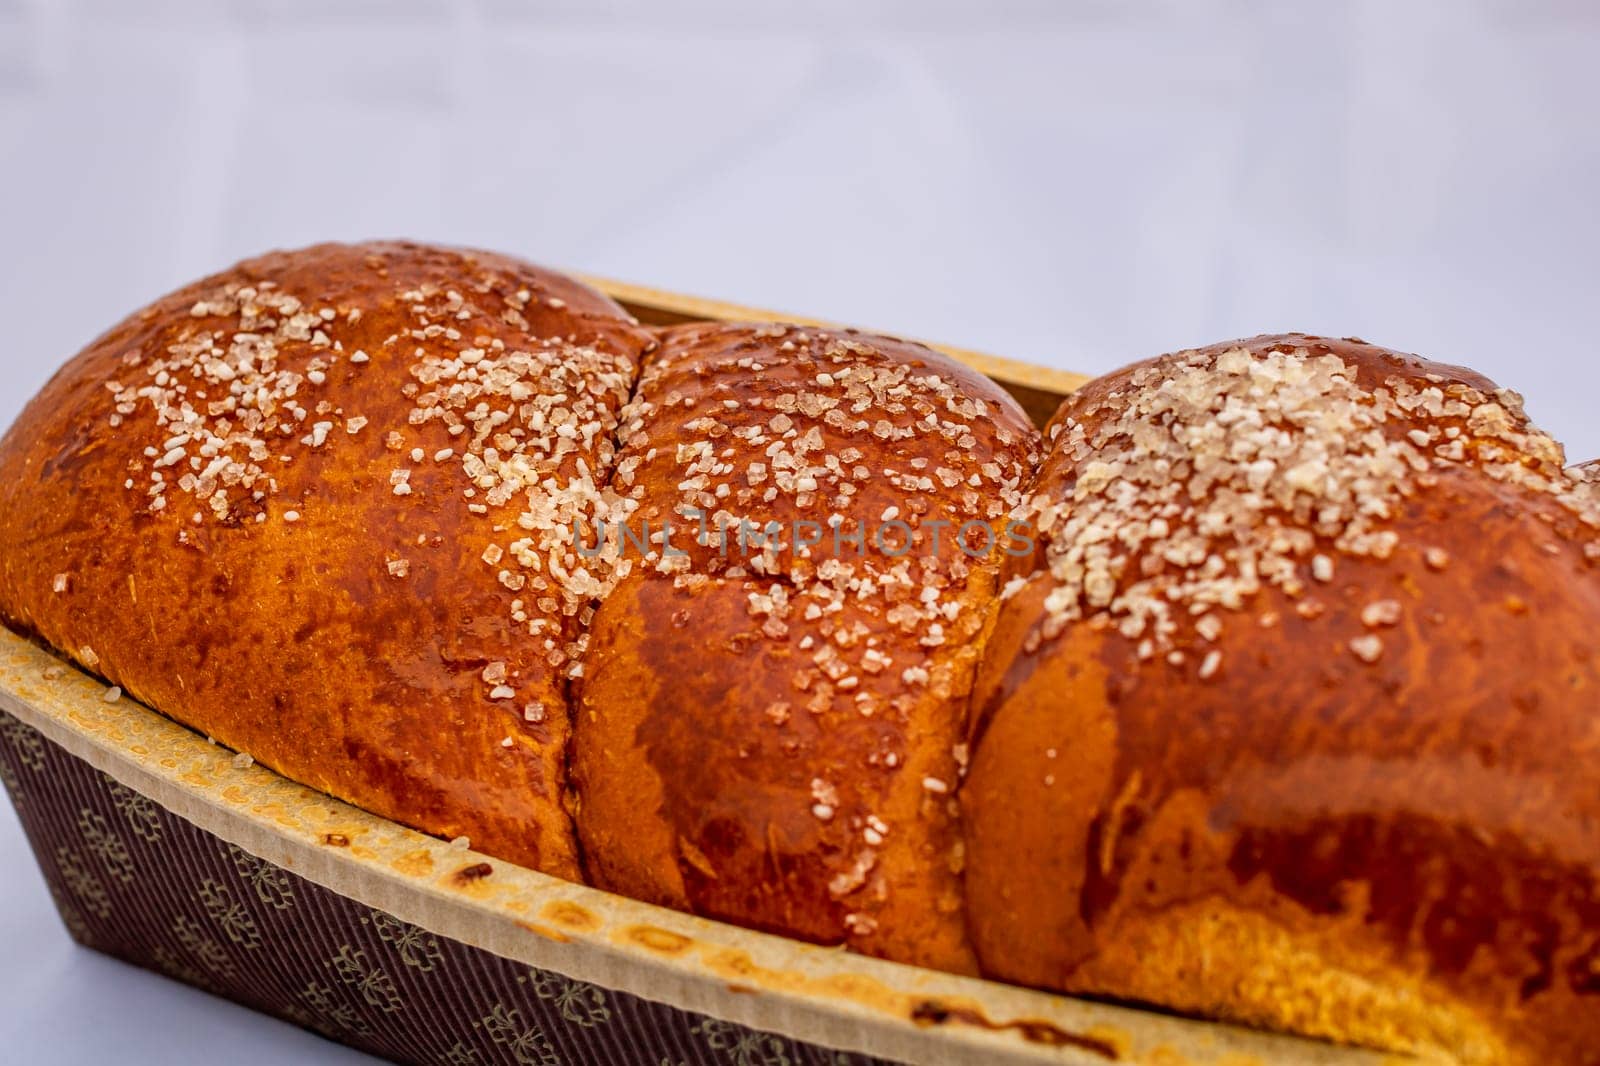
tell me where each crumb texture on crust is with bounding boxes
[967,334,1600,1065]
[573,322,1039,971]
[0,241,652,878]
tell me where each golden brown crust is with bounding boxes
[0,241,651,877]
[10,246,1600,1062]
[966,334,1600,1064]
[573,322,1040,971]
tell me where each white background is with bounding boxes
[1,1,1597,1062]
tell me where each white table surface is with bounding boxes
[2,1,1597,1062]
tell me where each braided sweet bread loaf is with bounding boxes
[2,247,1596,1064]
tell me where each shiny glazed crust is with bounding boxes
[966,335,1600,1064]
[0,241,651,877]
[573,322,1039,971]
[5,244,1600,1064]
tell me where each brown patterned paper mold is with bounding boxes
[0,705,902,1066]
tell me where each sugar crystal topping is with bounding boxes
[108,282,352,521]
[103,263,641,704]
[611,326,1038,698]
[1022,343,1600,663]
[398,283,636,668]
